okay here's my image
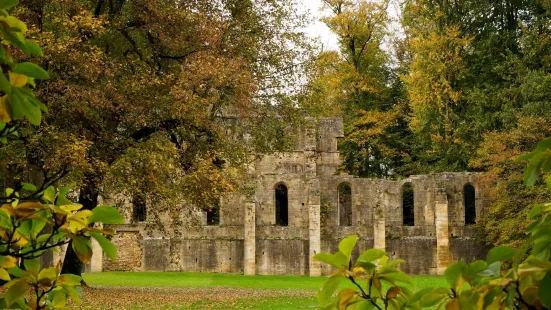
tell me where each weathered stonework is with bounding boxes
[102,117,490,276]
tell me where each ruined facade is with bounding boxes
[101,117,489,276]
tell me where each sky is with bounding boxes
[297,0,403,53]
[298,0,340,51]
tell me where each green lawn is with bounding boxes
[80,272,446,309]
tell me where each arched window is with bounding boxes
[402,183,414,226]
[464,184,476,225]
[132,193,146,222]
[207,199,220,226]
[275,183,288,226]
[338,183,352,226]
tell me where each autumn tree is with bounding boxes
[2,0,317,276]
[307,0,412,178]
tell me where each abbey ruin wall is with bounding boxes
[102,117,490,275]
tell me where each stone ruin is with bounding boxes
[97,117,489,276]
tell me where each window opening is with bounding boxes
[207,199,220,226]
[338,183,352,226]
[275,183,288,226]
[402,183,414,226]
[464,184,476,225]
[132,193,146,222]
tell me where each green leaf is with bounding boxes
[477,261,501,277]
[0,73,11,94]
[407,287,434,305]
[41,186,55,203]
[419,287,449,307]
[9,87,41,125]
[51,289,67,307]
[65,285,81,305]
[21,183,36,192]
[356,248,385,265]
[524,154,543,186]
[0,0,18,10]
[11,62,49,80]
[72,236,93,263]
[58,273,82,286]
[528,203,551,219]
[317,274,342,306]
[7,266,26,277]
[379,271,412,284]
[539,271,551,308]
[23,258,39,272]
[30,217,47,237]
[38,267,58,282]
[5,279,28,307]
[24,39,42,56]
[0,209,12,228]
[338,235,357,261]
[89,231,116,260]
[462,260,487,281]
[314,251,348,269]
[88,205,124,224]
[487,246,515,264]
[444,261,465,290]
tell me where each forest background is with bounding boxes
[1,0,550,274]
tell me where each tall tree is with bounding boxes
[4,0,316,276]
[308,0,412,178]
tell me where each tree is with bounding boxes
[3,0,317,276]
[308,0,412,178]
[0,1,122,308]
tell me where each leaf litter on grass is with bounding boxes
[78,286,315,309]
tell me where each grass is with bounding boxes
[81,272,446,309]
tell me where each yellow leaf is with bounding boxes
[12,231,28,247]
[0,268,10,281]
[1,204,14,216]
[0,95,11,123]
[337,288,358,310]
[8,72,26,87]
[59,204,83,213]
[1,256,16,268]
[445,298,460,310]
[68,209,92,233]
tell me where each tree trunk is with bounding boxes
[60,179,99,284]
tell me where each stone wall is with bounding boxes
[104,117,490,276]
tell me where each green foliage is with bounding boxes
[0,2,123,308]
[316,136,551,309]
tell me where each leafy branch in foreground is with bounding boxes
[0,185,123,309]
[315,137,551,309]
[0,1,124,308]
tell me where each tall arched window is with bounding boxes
[132,193,146,222]
[464,184,476,225]
[338,183,352,226]
[207,199,220,226]
[402,183,414,226]
[275,183,288,226]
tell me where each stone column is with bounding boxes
[244,201,256,275]
[435,189,451,275]
[308,179,321,277]
[89,237,103,272]
[373,192,387,251]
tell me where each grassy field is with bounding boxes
[80,272,446,309]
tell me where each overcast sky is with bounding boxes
[298,0,340,51]
[298,0,403,53]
